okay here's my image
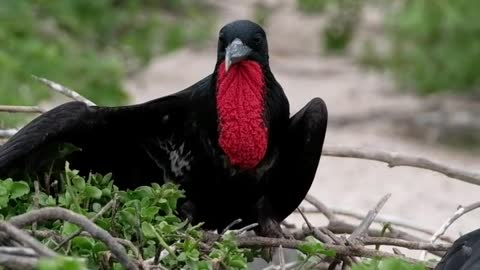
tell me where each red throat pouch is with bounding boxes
[216,60,268,169]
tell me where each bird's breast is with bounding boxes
[216,61,268,170]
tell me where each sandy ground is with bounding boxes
[124,0,480,261]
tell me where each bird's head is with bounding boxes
[216,20,269,72]
[214,20,272,170]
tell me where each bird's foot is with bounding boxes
[256,217,293,239]
[256,218,293,262]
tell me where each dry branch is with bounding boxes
[8,207,138,270]
[0,221,57,257]
[0,129,17,138]
[323,146,480,186]
[236,236,435,268]
[0,253,38,269]
[0,105,45,113]
[32,75,96,106]
[55,196,117,250]
[362,237,449,251]
[420,201,480,260]
[349,193,391,242]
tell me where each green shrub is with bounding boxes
[385,0,480,95]
[0,0,214,127]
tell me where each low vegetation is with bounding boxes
[0,163,429,270]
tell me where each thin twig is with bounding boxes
[305,194,337,222]
[0,129,17,138]
[420,201,480,260]
[233,223,259,235]
[32,181,40,234]
[0,247,37,257]
[278,245,285,270]
[349,193,391,242]
[327,208,452,242]
[9,207,138,270]
[0,105,45,113]
[362,237,450,251]
[323,146,480,186]
[0,253,38,269]
[32,75,96,106]
[293,220,446,257]
[55,196,117,250]
[297,207,331,243]
[0,221,57,257]
[236,236,435,268]
[222,218,242,234]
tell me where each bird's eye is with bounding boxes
[253,34,262,45]
[219,33,226,46]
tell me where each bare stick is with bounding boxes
[363,237,450,251]
[278,245,285,270]
[236,236,434,268]
[222,218,242,234]
[349,193,391,242]
[0,247,37,257]
[32,75,96,106]
[0,105,45,113]
[0,129,17,138]
[300,203,453,243]
[0,221,57,257]
[305,194,337,221]
[297,207,331,244]
[0,253,38,269]
[9,207,138,270]
[420,201,480,260]
[55,197,117,250]
[233,223,258,235]
[32,181,40,234]
[323,146,480,186]
[330,208,451,241]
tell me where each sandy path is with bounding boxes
[124,0,480,260]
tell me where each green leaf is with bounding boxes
[93,242,108,253]
[0,196,9,209]
[72,177,85,191]
[62,222,79,236]
[92,202,102,213]
[298,236,336,257]
[10,181,30,199]
[229,256,247,269]
[72,236,94,250]
[102,172,113,184]
[141,222,157,239]
[0,184,8,197]
[84,186,102,199]
[141,206,160,220]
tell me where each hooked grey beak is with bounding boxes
[225,38,252,72]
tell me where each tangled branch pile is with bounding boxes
[0,78,479,270]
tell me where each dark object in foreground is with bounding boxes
[435,228,480,270]
[0,20,328,237]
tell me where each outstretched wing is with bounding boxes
[0,82,202,188]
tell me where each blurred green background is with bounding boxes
[0,0,215,127]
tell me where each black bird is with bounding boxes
[0,20,328,237]
[435,228,480,270]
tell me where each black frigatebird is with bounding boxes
[0,20,328,237]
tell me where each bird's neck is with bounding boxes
[216,60,268,169]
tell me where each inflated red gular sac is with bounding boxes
[216,60,268,169]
